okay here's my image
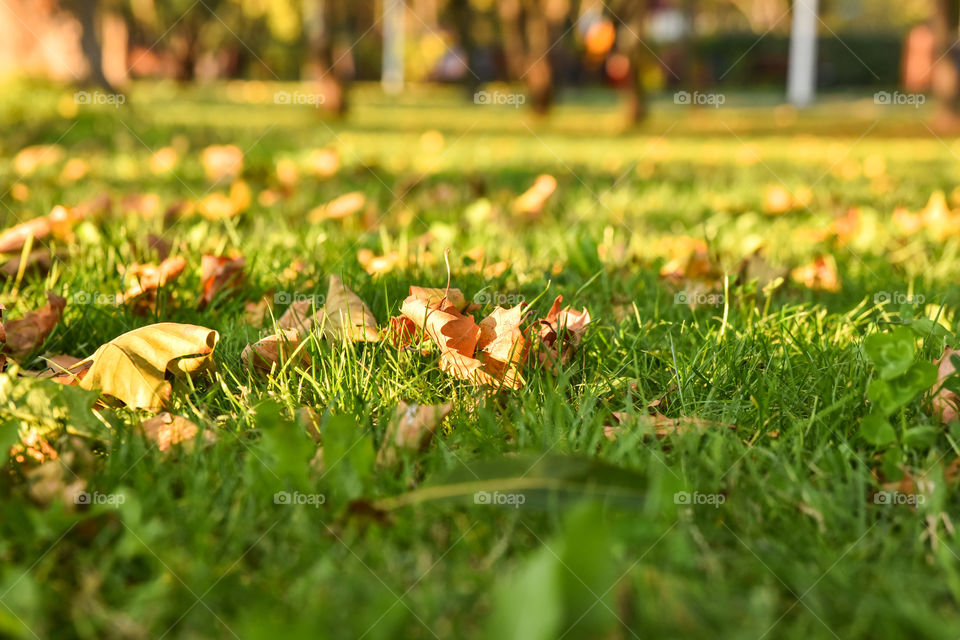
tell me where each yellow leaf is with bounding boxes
[79,323,219,411]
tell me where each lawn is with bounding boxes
[3,78,960,639]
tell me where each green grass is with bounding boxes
[3,78,960,639]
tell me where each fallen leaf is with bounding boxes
[401,291,479,357]
[120,256,186,308]
[4,292,66,359]
[537,295,591,368]
[319,275,379,342]
[790,256,840,292]
[309,191,366,222]
[357,248,400,276]
[476,304,529,387]
[140,412,212,452]
[14,144,64,175]
[306,148,340,178]
[513,174,557,216]
[79,323,220,411]
[244,295,274,328]
[0,205,77,254]
[199,254,245,308]
[934,348,960,423]
[150,147,179,174]
[242,329,310,373]
[276,298,317,334]
[201,144,243,182]
[377,401,452,467]
[2,249,60,278]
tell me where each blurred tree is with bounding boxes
[304,0,353,115]
[931,0,960,127]
[608,0,649,123]
[496,0,557,114]
[60,0,114,90]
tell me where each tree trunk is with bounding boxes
[615,0,648,124]
[932,0,960,129]
[523,0,553,114]
[72,0,113,90]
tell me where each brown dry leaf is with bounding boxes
[79,322,219,411]
[274,299,314,334]
[242,329,310,373]
[244,295,274,328]
[790,256,840,292]
[201,144,243,182]
[537,295,591,369]
[319,275,379,342]
[513,174,557,216]
[377,401,452,467]
[310,191,366,222]
[934,348,960,424]
[27,354,87,384]
[199,254,245,308]
[0,249,66,278]
[0,205,74,254]
[140,412,213,452]
[4,292,66,359]
[120,256,186,308]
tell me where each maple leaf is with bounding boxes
[377,401,452,467]
[401,290,479,357]
[537,295,591,369]
[78,323,219,411]
[198,254,245,308]
[790,256,840,292]
[3,292,66,359]
[276,298,317,334]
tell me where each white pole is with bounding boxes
[787,0,819,107]
[382,0,405,94]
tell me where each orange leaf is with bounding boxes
[199,254,245,308]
